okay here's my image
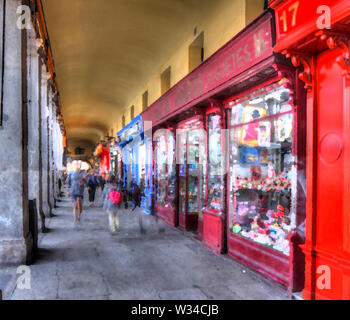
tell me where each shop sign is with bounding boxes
[270,0,347,51]
[142,13,273,127]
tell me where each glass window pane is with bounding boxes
[167,131,176,199]
[228,85,293,256]
[207,114,224,213]
[229,82,292,126]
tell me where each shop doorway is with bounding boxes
[177,117,207,233]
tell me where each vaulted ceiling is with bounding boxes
[42,0,218,150]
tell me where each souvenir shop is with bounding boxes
[270,0,350,300]
[141,9,307,293]
[117,115,153,214]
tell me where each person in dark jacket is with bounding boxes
[131,182,141,211]
[98,173,106,191]
[87,170,99,207]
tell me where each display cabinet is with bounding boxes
[177,116,206,232]
[153,129,177,226]
[202,107,226,252]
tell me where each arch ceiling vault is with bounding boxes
[42,0,218,150]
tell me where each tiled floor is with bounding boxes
[6,192,289,300]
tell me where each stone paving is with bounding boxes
[3,191,289,300]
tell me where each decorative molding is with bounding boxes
[281,50,313,91]
[316,30,350,78]
[273,63,297,105]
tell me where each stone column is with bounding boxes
[47,83,55,210]
[0,0,32,265]
[36,53,47,231]
[40,65,51,218]
[27,24,46,234]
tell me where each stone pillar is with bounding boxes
[27,24,46,234]
[40,66,51,217]
[52,101,60,204]
[0,0,32,265]
[47,84,55,210]
[36,54,47,231]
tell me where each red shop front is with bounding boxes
[142,10,306,291]
[270,0,350,300]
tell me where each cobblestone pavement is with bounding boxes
[5,190,289,300]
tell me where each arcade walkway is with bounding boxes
[3,193,288,300]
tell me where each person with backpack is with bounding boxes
[107,182,123,233]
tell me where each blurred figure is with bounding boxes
[98,172,106,191]
[131,182,141,211]
[66,167,86,224]
[107,182,122,234]
[87,170,99,207]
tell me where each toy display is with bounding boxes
[240,105,267,146]
[276,114,293,142]
[228,84,293,256]
[239,147,260,164]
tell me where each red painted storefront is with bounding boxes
[142,10,307,293]
[270,0,350,300]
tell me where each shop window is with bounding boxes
[154,130,176,207]
[161,67,171,95]
[176,123,207,217]
[227,81,294,256]
[130,105,134,120]
[188,32,204,72]
[207,114,225,212]
[142,90,148,111]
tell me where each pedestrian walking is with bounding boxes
[120,182,128,209]
[87,170,99,207]
[131,182,141,211]
[102,175,115,211]
[98,173,106,191]
[107,183,123,233]
[66,167,86,224]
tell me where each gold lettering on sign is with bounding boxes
[279,1,299,33]
[254,29,266,58]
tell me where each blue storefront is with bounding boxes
[117,115,153,214]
